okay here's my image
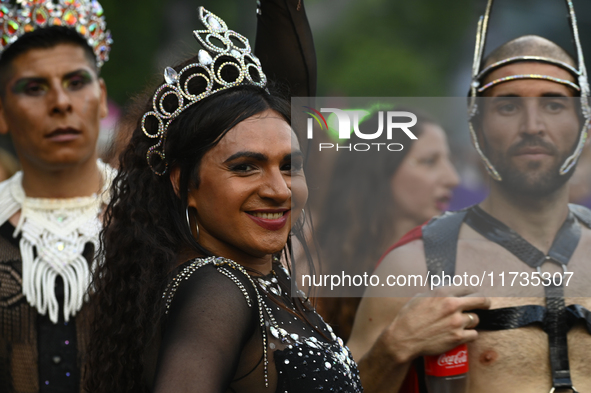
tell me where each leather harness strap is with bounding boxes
[465,205,580,391]
[422,204,591,393]
[474,304,591,333]
[423,209,467,277]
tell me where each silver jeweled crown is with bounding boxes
[0,0,112,67]
[142,7,267,176]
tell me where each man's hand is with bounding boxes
[353,287,490,393]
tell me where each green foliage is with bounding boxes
[316,0,473,96]
[99,0,167,105]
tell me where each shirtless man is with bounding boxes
[348,3,591,393]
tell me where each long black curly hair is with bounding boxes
[84,52,312,392]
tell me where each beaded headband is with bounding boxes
[0,0,112,68]
[467,0,590,181]
[142,7,267,176]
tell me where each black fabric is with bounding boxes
[0,220,89,393]
[154,264,259,392]
[273,340,359,392]
[0,221,18,248]
[154,261,362,392]
[37,278,79,393]
[255,0,317,98]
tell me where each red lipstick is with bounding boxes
[246,209,290,231]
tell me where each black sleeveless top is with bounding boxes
[157,257,362,393]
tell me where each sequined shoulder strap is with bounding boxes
[162,256,282,387]
[162,257,256,315]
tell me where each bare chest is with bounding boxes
[453,229,591,392]
[466,298,591,392]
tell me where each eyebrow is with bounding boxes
[12,69,93,88]
[223,151,300,163]
[541,93,569,98]
[491,92,570,99]
[224,151,268,163]
[64,69,94,80]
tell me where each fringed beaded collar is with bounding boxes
[0,159,115,323]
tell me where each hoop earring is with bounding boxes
[186,207,200,238]
[293,209,306,232]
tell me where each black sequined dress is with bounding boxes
[155,257,363,392]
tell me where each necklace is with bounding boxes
[0,159,116,323]
[256,269,284,296]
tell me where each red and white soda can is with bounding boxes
[424,344,469,393]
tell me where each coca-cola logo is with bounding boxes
[437,350,468,367]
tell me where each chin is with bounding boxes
[42,151,96,168]
[252,240,288,256]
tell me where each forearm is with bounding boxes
[358,346,411,393]
[357,341,413,393]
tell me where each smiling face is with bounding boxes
[390,123,459,223]
[0,43,107,172]
[480,62,580,196]
[187,109,307,267]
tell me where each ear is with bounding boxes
[98,78,108,119]
[169,166,182,197]
[170,166,199,210]
[0,98,10,135]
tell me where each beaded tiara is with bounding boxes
[142,6,267,176]
[0,0,112,67]
[467,0,590,181]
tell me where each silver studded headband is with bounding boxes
[142,7,267,176]
[467,0,590,181]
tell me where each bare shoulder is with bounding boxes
[373,239,427,279]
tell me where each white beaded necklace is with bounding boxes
[0,159,115,323]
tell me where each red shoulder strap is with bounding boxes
[375,225,423,269]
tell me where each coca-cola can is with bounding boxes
[424,344,469,377]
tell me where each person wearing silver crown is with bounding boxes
[85,5,362,393]
[349,1,591,392]
[0,0,114,392]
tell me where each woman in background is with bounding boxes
[315,110,460,341]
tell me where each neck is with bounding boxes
[20,155,102,198]
[480,181,570,253]
[222,252,274,275]
[190,234,275,275]
[391,216,421,245]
